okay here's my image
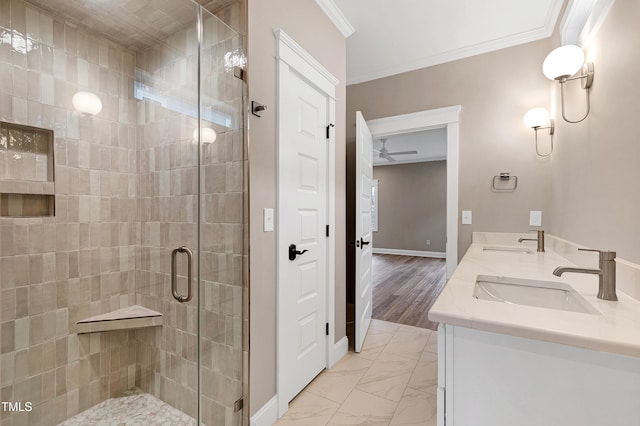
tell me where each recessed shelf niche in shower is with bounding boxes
[0,121,55,217]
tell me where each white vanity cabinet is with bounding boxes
[436,324,640,426]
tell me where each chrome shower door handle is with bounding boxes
[171,246,193,303]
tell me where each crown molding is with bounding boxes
[560,0,615,47]
[313,0,355,38]
[348,26,558,85]
[347,0,563,85]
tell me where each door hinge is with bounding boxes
[326,225,329,237]
[234,397,244,412]
[325,323,329,336]
[233,67,245,81]
[326,123,335,139]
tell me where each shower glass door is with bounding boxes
[197,8,245,426]
[0,0,244,425]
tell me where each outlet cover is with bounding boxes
[461,210,472,225]
[529,210,542,226]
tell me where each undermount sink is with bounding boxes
[473,275,600,315]
[483,245,533,254]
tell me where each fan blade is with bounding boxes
[387,150,418,155]
[380,152,396,162]
[378,151,394,162]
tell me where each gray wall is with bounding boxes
[247,0,346,416]
[549,0,640,264]
[373,161,447,252]
[347,37,555,262]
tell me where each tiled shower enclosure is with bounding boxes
[0,0,246,424]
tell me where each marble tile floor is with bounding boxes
[58,388,195,426]
[276,319,438,425]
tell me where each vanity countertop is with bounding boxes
[428,233,640,358]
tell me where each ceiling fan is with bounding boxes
[375,138,418,162]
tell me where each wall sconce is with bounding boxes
[192,127,217,144]
[72,91,102,116]
[542,45,594,123]
[524,107,554,157]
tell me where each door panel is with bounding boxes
[355,111,373,353]
[279,65,328,407]
[299,209,319,241]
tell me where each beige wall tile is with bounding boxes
[29,314,43,346]
[0,257,16,290]
[15,286,28,318]
[1,321,15,353]
[1,290,16,322]
[28,343,43,375]
[14,348,29,383]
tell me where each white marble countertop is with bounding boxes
[428,233,640,358]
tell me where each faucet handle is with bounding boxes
[578,248,616,260]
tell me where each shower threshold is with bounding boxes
[58,388,195,426]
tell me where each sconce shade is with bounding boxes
[543,45,585,80]
[524,107,550,128]
[192,127,217,144]
[72,91,102,115]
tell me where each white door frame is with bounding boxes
[275,29,338,417]
[366,106,461,278]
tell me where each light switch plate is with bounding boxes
[461,210,472,225]
[530,210,542,226]
[264,208,274,232]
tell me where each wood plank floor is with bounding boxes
[372,254,447,331]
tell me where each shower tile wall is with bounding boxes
[1,1,246,425]
[133,13,244,424]
[0,1,138,425]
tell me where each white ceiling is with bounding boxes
[330,0,564,84]
[373,128,447,166]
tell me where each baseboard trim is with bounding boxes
[250,395,278,426]
[373,248,446,258]
[329,336,349,368]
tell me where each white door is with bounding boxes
[354,111,373,353]
[278,66,329,409]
